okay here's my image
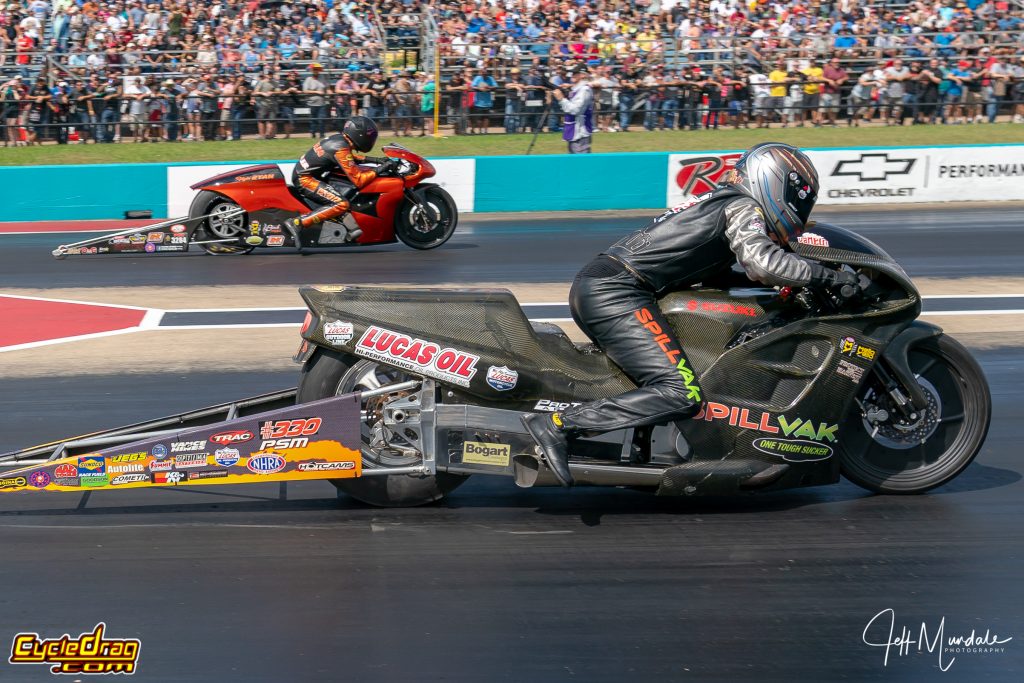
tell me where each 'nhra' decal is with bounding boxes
[356,326,480,387]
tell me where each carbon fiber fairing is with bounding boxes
[300,286,635,403]
[300,220,921,495]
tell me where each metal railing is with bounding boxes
[5,87,1023,146]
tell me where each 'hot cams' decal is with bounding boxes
[356,326,480,387]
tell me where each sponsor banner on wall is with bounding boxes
[666,146,1024,207]
[166,158,476,218]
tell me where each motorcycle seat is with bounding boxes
[529,321,600,355]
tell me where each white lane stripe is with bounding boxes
[923,309,1024,316]
[0,293,153,311]
[0,326,144,353]
[157,323,303,330]
[167,306,307,313]
[922,294,1024,299]
[139,309,166,329]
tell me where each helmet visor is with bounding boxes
[784,170,817,231]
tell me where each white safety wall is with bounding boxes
[666,146,1024,207]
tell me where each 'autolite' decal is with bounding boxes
[356,326,480,387]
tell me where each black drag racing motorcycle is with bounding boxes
[4,222,990,509]
[293,222,990,506]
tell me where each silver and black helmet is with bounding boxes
[722,142,819,245]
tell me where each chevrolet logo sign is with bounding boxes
[831,154,916,182]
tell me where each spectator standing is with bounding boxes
[503,67,524,134]
[727,67,750,129]
[884,59,910,125]
[364,70,390,130]
[229,75,249,141]
[161,78,184,143]
[902,62,924,125]
[199,75,219,141]
[800,58,823,127]
[304,62,328,138]
[918,59,943,125]
[391,68,415,137]
[986,54,1011,123]
[748,67,771,128]
[470,66,497,134]
[962,60,984,123]
[279,72,303,139]
[821,57,847,126]
[849,69,877,127]
[446,69,468,135]
[2,76,22,146]
[1012,57,1024,123]
[78,75,101,144]
[551,67,594,154]
[254,71,278,140]
[98,76,122,143]
[592,65,618,132]
[703,66,724,130]
[49,81,71,145]
[183,78,202,141]
[334,72,355,125]
[942,60,965,124]
[218,75,235,140]
[768,60,789,126]
[419,72,434,137]
[523,66,547,133]
[26,78,48,146]
[124,76,150,143]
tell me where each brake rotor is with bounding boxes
[862,377,942,450]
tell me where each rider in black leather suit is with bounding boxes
[522,142,859,487]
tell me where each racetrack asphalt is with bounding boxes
[0,206,1022,681]
[1,205,1023,288]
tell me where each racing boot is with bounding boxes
[299,202,363,243]
[285,217,306,254]
[521,412,574,487]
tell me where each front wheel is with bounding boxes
[395,185,458,250]
[296,349,469,507]
[840,334,991,493]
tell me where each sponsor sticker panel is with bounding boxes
[0,396,364,494]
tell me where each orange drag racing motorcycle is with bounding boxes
[52,144,457,258]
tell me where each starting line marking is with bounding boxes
[2,294,1023,353]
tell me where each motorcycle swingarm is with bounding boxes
[433,404,665,488]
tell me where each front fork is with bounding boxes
[876,321,943,416]
[403,186,439,226]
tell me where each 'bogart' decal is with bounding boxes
[356,326,480,387]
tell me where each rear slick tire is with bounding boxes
[839,334,991,494]
[189,190,255,255]
[395,185,458,250]
[296,348,468,507]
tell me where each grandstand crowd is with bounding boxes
[2,0,1024,144]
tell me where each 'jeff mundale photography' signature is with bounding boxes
[862,608,1013,671]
